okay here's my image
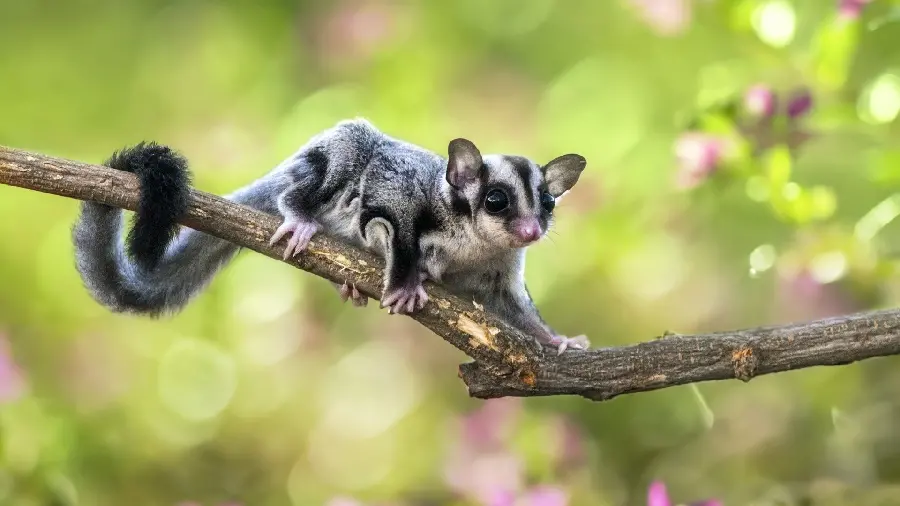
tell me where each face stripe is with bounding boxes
[510,156,536,209]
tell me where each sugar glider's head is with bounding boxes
[445,138,587,249]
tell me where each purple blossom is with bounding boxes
[674,132,728,189]
[743,84,777,118]
[444,399,577,506]
[520,486,568,506]
[484,485,568,506]
[549,417,587,471]
[648,482,671,506]
[487,489,517,506]
[627,0,693,36]
[786,88,813,119]
[0,333,26,403]
[310,0,400,66]
[444,449,524,505]
[774,268,862,323]
[460,397,522,450]
[647,481,721,506]
[175,502,242,506]
[627,0,716,36]
[838,0,872,20]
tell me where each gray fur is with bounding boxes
[73,172,287,316]
[73,118,588,349]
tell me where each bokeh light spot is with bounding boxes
[232,257,300,324]
[612,234,687,302]
[158,338,237,421]
[859,72,900,124]
[855,193,900,242]
[782,182,801,201]
[810,251,847,284]
[752,0,796,48]
[230,256,305,365]
[749,244,777,277]
[293,427,395,497]
[540,57,648,167]
[277,84,366,155]
[319,340,420,439]
[746,176,770,202]
[46,472,78,506]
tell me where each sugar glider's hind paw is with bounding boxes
[338,281,368,307]
[269,216,321,260]
[549,334,590,355]
[380,281,428,314]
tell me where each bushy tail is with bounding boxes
[73,142,283,316]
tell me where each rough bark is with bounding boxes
[2,145,899,401]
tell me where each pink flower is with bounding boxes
[520,486,568,506]
[773,268,862,323]
[674,132,727,189]
[0,333,26,403]
[628,0,693,36]
[743,84,777,118]
[444,450,524,505]
[485,485,568,506]
[487,489,517,506]
[460,398,522,451]
[548,417,587,471]
[627,0,715,36]
[308,0,403,67]
[785,88,813,119]
[647,481,721,506]
[838,0,872,20]
[648,482,671,506]
[175,502,243,506]
[445,400,576,506]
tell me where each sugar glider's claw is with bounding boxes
[339,281,368,307]
[380,281,428,315]
[269,217,321,260]
[550,334,590,355]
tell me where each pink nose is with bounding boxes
[511,218,541,243]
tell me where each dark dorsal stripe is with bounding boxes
[508,156,535,209]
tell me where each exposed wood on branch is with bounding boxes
[3,145,898,401]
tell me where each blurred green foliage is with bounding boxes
[3,0,900,505]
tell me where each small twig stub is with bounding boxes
[2,145,900,401]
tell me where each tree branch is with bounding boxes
[2,145,900,401]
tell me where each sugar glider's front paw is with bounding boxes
[338,281,368,307]
[380,280,428,314]
[269,216,321,260]
[549,334,590,355]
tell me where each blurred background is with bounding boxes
[2,0,900,504]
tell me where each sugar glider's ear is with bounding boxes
[542,154,587,197]
[446,138,483,189]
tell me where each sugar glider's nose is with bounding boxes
[511,217,541,243]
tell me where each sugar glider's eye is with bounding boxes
[540,190,555,212]
[484,189,509,213]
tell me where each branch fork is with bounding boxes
[2,145,899,401]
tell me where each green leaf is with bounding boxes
[698,112,739,136]
[729,0,759,32]
[869,150,900,186]
[809,186,838,221]
[867,6,900,31]
[855,193,900,242]
[766,144,793,189]
[689,384,715,430]
[812,14,860,90]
